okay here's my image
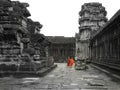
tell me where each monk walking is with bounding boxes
[67,57,70,66]
[69,58,74,67]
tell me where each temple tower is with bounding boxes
[76,2,107,61]
[0,0,30,58]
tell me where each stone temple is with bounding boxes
[0,0,56,75]
[75,2,108,61]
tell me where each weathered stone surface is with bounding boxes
[75,2,108,62]
[89,9,120,73]
[0,63,120,90]
[0,0,54,74]
[47,36,75,62]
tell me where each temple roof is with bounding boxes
[31,33,45,43]
[79,17,107,22]
[12,1,31,17]
[83,2,102,6]
[0,0,12,7]
[46,36,75,44]
[91,9,120,39]
[80,2,107,16]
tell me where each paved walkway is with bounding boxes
[0,63,120,90]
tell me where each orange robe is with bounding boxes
[69,58,74,66]
[67,58,70,66]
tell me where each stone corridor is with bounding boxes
[0,63,120,90]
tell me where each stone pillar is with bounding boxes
[76,2,107,61]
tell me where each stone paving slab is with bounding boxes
[0,63,120,90]
[81,89,107,90]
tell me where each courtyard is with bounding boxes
[0,63,120,90]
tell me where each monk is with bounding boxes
[67,57,70,66]
[69,58,74,67]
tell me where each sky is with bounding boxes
[13,0,120,37]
